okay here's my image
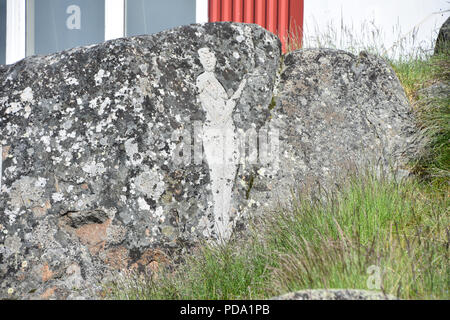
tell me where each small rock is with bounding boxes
[271,289,398,300]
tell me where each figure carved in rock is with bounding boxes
[196,47,246,241]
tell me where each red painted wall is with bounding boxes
[208,0,304,52]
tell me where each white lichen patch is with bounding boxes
[89,97,99,109]
[98,97,111,115]
[35,177,47,188]
[94,69,110,85]
[23,105,32,119]
[9,176,45,210]
[154,206,165,222]
[133,169,165,201]
[20,87,34,103]
[82,161,106,176]
[236,35,245,43]
[124,139,143,166]
[52,193,64,202]
[137,197,150,211]
[65,77,79,85]
[4,208,20,225]
[5,102,22,115]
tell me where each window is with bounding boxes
[3,0,207,65]
[0,0,6,64]
[29,0,105,56]
[126,0,196,37]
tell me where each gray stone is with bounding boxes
[0,22,281,299]
[246,49,418,211]
[418,81,449,101]
[271,289,398,300]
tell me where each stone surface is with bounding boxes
[0,22,280,299]
[271,289,398,300]
[247,49,418,210]
[434,16,450,55]
[418,81,449,101]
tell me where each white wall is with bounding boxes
[304,0,450,59]
[6,0,26,64]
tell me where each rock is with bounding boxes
[0,22,281,299]
[247,49,418,209]
[271,289,398,300]
[434,17,450,55]
[418,81,449,101]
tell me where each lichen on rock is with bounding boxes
[0,22,280,299]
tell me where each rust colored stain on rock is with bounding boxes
[130,248,169,273]
[32,200,51,218]
[103,246,169,274]
[74,219,112,255]
[103,246,129,270]
[149,261,159,273]
[40,287,56,299]
[2,146,10,160]
[42,264,54,282]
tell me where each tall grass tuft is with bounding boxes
[297,15,440,61]
[260,172,448,299]
[391,41,449,185]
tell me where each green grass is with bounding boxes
[264,174,448,299]
[390,43,450,185]
[104,39,449,302]
[104,171,448,300]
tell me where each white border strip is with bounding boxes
[6,0,26,64]
[196,0,208,24]
[105,0,125,41]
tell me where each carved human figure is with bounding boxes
[196,47,246,241]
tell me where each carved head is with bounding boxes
[198,47,216,72]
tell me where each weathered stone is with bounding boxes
[271,289,398,300]
[0,22,281,299]
[435,16,450,55]
[247,49,418,211]
[418,81,449,101]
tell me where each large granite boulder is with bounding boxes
[248,49,418,210]
[0,23,418,300]
[0,22,280,299]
